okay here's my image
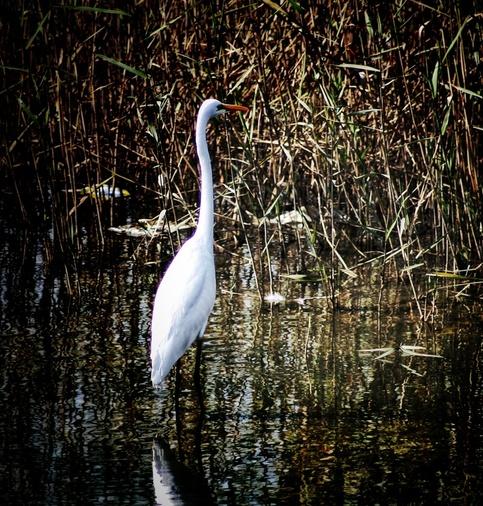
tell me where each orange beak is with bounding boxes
[222,103,250,113]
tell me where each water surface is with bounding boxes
[0,221,481,504]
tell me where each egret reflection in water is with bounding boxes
[152,438,212,506]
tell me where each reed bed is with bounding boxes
[1,1,481,309]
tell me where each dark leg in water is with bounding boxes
[194,338,205,474]
[194,338,204,403]
[174,361,185,460]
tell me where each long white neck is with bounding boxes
[193,108,214,246]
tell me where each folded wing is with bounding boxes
[150,237,216,386]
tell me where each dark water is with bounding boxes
[0,218,481,505]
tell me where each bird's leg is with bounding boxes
[174,361,185,461]
[193,338,205,473]
[175,360,182,400]
[194,339,203,401]
[194,338,206,424]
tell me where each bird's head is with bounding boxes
[200,98,249,119]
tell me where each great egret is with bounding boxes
[151,99,249,387]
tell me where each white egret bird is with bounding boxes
[151,99,249,387]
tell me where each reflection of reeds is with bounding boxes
[2,1,481,302]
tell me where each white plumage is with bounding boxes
[150,99,248,387]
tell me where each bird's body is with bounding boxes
[150,99,248,387]
[151,233,215,385]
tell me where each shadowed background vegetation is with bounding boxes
[1,0,482,306]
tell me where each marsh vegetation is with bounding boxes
[2,1,482,296]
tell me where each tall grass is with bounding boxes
[1,1,481,305]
